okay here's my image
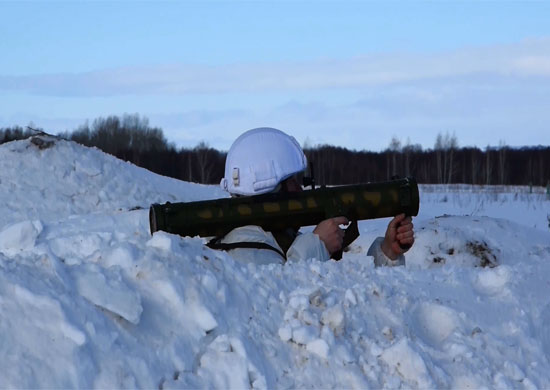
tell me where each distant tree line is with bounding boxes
[305,137,550,187]
[0,125,36,142]
[1,115,549,187]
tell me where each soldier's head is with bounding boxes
[220,127,307,196]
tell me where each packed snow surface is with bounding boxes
[1,136,550,389]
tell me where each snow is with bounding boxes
[1,136,550,389]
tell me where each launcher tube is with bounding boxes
[150,177,419,239]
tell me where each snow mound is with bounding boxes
[0,219,43,256]
[1,136,550,388]
[0,136,226,227]
[405,215,550,269]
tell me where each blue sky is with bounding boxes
[1,1,550,151]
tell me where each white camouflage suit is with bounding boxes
[218,128,407,268]
[220,225,405,267]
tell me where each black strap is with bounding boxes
[207,238,286,260]
[332,220,359,261]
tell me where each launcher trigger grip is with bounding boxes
[333,220,359,261]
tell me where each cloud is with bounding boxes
[513,56,550,76]
[3,75,548,152]
[1,38,550,97]
[2,38,549,152]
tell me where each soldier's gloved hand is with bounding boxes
[381,214,414,260]
[313,216,349,255]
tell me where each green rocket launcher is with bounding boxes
[149,177,419,259]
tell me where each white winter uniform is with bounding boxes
[220,225,405,266]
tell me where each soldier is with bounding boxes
[211,127,414,266]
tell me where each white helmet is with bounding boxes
[220,127,307,196]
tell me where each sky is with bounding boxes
[1,0,550,152]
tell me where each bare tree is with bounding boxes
[539,149,546,186]
[486,145,492,185]
[498,140,507,185]
[388,136,402,178]
[434,132,458,183]
[435,133,443,183]
[446,132,458,184]
[194,141,213,183]
[470,148,479,185]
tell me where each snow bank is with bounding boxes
[1,137,550,389]
[0,136,226,227]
